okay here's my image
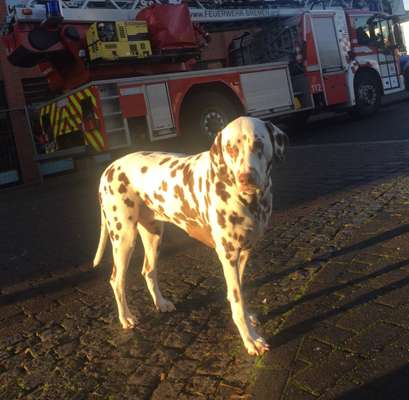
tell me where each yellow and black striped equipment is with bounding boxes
[39,88,107,153]
[86,21,152,62]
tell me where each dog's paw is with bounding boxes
[156,298,176,312]
[120,313,137,330]
[244,335,270,356]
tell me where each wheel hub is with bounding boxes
[202,111,226,139]
[358,84,376,106]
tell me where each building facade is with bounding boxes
[0,0,56,187]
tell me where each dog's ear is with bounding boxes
[265,121,289,163]
[265,121,276,142]
[209,130,224,166]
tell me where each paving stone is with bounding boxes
[196,355,231,376]
[0,303,23,322]
[374,278,409,307]
[167,359,198,380]
[151,380,185,400]
[365,268,409,291]
[127,365,163,387]
[282,384,318,400]
[297,337,333,365]
[343,322,406,355]
[343,338,409,387]
[290,358,310,378]
[306,323,356,347]
[37,326,65,343]
[184,375,219,396]
[284,294,343,328]
[251,368,289,400]
[335,303,392,332]
[0,313,42,340]
[261,333,301,371]
[222,361,254,390]
[215,382,245,398]
[182,340,214,360]
[331,283,384,311]
[317,381,375,400]
[163,331,195,350]
[146,347,180,367]
[305,264,358,290]
[294,350,357,394]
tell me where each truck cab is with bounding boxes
[229,9,404,117]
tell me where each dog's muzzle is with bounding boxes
[238,170,261,192]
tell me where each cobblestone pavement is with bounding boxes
[2,138,409,399]
[255,176,409,400]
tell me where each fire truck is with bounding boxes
[1,0,406,160]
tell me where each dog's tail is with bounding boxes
[93,208,109,268]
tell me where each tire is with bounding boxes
[350,72,382,118]
[181,91,241,150]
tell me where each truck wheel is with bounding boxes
[351,73,382,118]
[182,91,241,149]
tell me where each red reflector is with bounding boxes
[22,8,33,15]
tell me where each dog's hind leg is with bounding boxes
[138,221,175,312]
[111,229,138,329]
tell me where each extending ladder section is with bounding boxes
[8,0,389,24]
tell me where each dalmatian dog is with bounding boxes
[93,116,288,356]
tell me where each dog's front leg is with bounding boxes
[238,249,250,286]
[238,249,259,328]
[216,246,269,356]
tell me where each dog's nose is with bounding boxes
[238,171,257,186]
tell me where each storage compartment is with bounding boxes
[241,67,294,114]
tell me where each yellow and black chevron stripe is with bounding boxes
[39,87,107,152]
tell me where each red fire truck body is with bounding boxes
[1,2,405,159]
[37,61,299,156]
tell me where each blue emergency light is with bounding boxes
[45,0,62,19]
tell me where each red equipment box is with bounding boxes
[137,4,199,52]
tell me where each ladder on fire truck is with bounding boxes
[7,0,388,25]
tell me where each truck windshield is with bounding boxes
[353,15,397,49]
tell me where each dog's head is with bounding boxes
[209,117,289,194]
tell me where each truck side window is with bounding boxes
[380,19,392,48]
[353,16,372,46]
[356,27,371,45]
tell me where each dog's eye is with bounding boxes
[252,140,264,153]
[275,134,283,147]
[226,144,239,159]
